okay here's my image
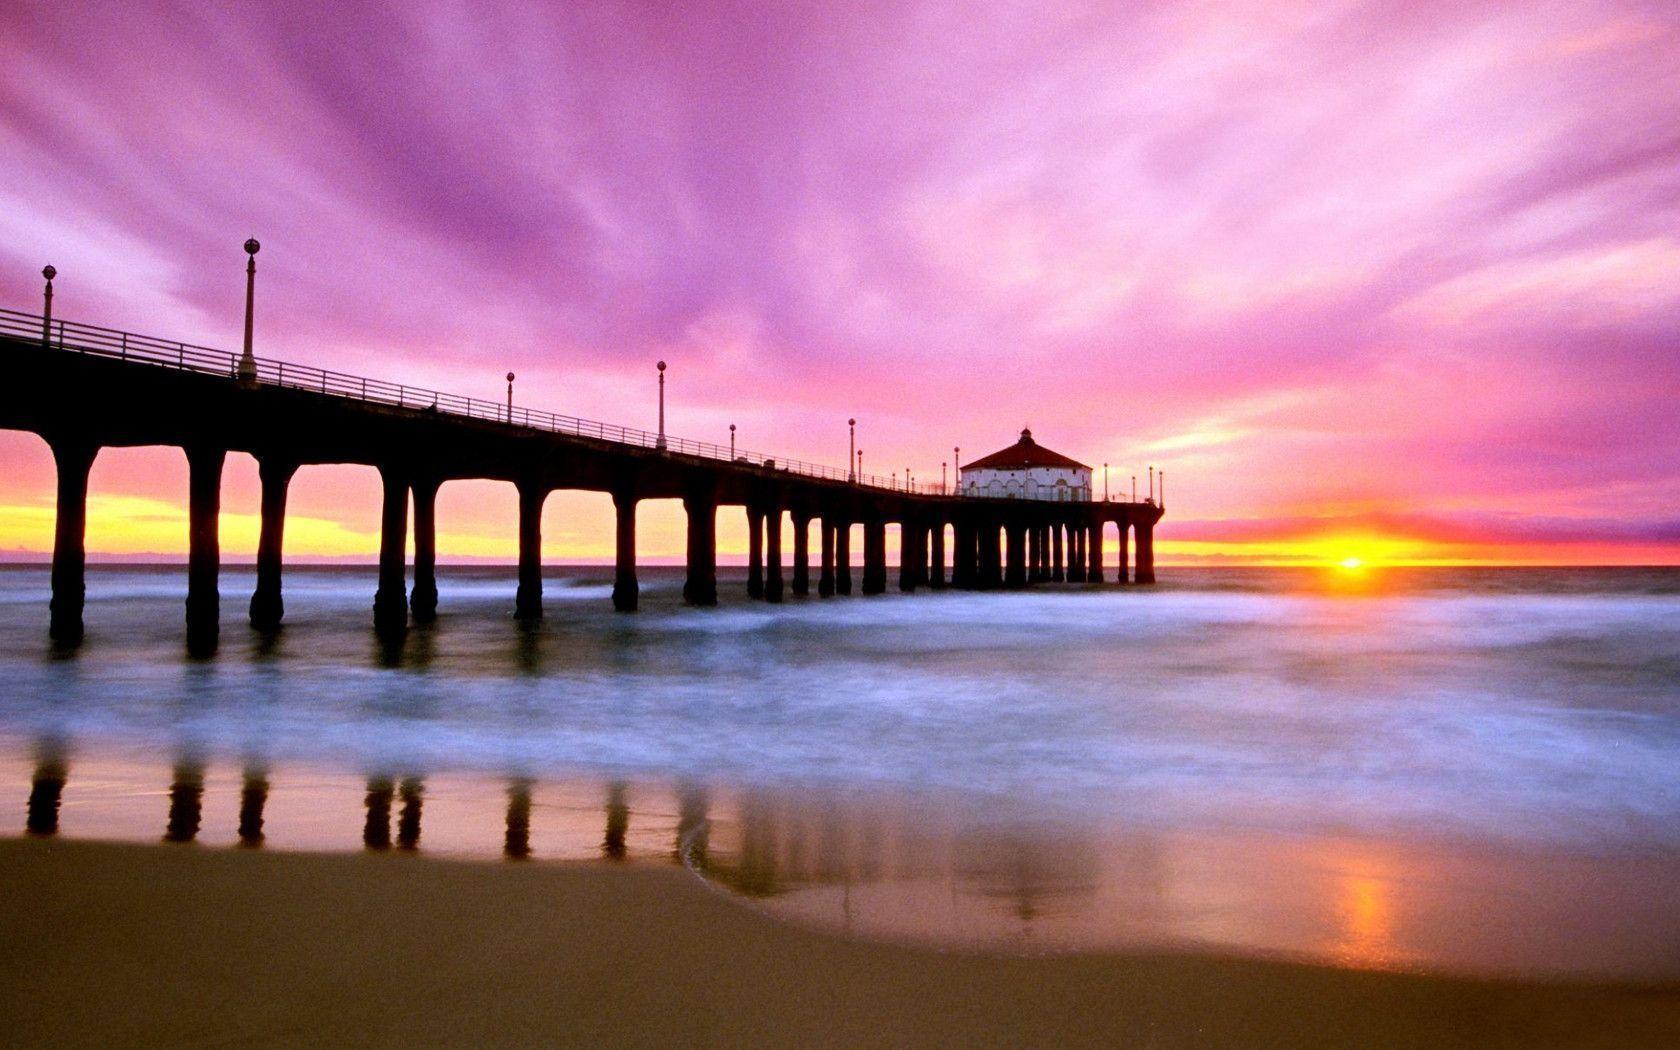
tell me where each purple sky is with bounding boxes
[2,0,1678,561]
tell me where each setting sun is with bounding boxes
[1339,556,1365,570]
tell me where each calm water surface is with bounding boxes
[2,564,1677,979]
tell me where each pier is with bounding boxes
[0,306,1163,654]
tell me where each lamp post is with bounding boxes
[954,447,960,494]
[1132,475,1136,503]
[848,419,856,481]
[656,361,667,450]
[857,448,863,483]
[239,238,260,381]
[729,423,736,460]
[40,265,55,348]
[1159,470,1165,510]
[1149,465,1154,503]
[506,372,515,422]
[1104,463,1109,502]
[942,461,947,493]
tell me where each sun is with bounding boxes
[1338,556,1365,570]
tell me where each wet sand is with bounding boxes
[0,839,1675,1048]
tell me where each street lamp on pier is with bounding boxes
[729,423,736,460]
[1132,475,1136,503]
[857,448,863,483]
[506,372,516,422]
[1149,465,1154,503]
[953,447,960,494]
[942,461,947,493]
[656,361,668,450]
[40,265,55,348]
[1104,463,1109,501]
[848,419,857,481]
[239,238,260,381]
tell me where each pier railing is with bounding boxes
[2,307,1160,505]
[2,308,954,492]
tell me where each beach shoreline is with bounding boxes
[1,838,1675,1048]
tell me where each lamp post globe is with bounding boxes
[656,361,668,449]
[238,238,261,380]
[40,265,56,347]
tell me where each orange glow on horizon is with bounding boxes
[0,502,1675,567]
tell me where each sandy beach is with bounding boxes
[1,838,1675,1048]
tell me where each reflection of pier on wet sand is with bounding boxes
[9,742,1680,984]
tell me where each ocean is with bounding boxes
[3,564,1677,978]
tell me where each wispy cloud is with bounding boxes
[0,0,1677,560]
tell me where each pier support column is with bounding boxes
[1135,520,1156,584]
[250,457,297,631]
[835,521,853,595]
[930,521,946,589]
[48,439,97,646]
[1051,523,1064,582]
[898,519,919,592]
[1005,522,1026,588]
[764,505,784,604]
[1116,520,1130,583]
[791,513,810,597]
[682,487,718,606]
[1088,522,1105,583]
[409,477,440,623]
[1068,524,1086,583]
[955,521,977,589]
[185,446,225,656]
[514,481,545,621]
[746,507,764,600]
[862,520,887,595]
[965,521,983,588]
[1027,526,1042,583]
[373,465,410,635]
[979,523,1001,589]
[818,518,835,597]
[612,486,638,613]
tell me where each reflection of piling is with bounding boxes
[238,766,270,846]
[504,780,533,860]
[27,757,68,836]
[734,794,783,897]
[164,761,205,843]
[397,777,424,850]
[363,777,394,850]
[675,784,709,867]
[603,782,629,860]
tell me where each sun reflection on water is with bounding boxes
[1334,872,1398,969]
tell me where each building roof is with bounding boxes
[961,429,1091,472]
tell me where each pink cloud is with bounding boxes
[0,0,1677,556]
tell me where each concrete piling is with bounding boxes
[47,439,96,646]
[373,465,410,635]
[250,456,297,631]
[185,446,225,656]
[612,486,638,612]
